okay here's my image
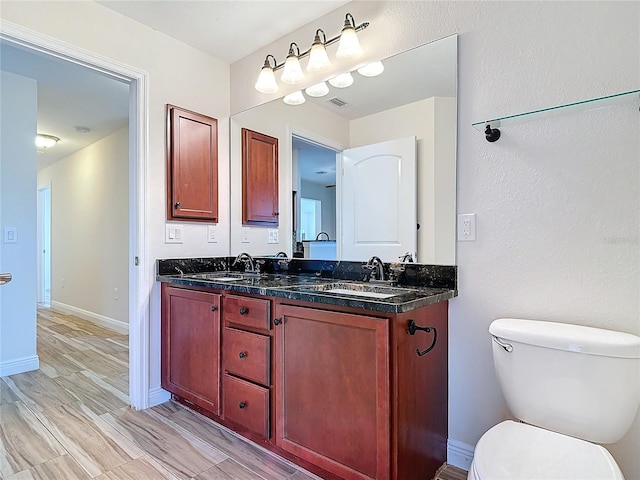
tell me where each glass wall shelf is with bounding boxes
[472,89,640,135]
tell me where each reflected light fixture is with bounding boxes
[357,61,384,77]
[336,13,364,60]
[283,91,306,105]
[307,29,330,72]
[255,54,278,94]
[255,13,369,93]
[328,72,354,88]
[305,81,330,97]
[35,134,60,149]
[281,43,304,85]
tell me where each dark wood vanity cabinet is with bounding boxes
[161,285,221,414]
[274,304,391,479]
[166,105,218,222]
[161,283,449,480]
[242,128,279,226]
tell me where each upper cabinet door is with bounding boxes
[242,128,279,226]
[167,105,218,222]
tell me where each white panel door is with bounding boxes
[340,137,417,262]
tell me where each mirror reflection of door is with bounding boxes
[37,185,51,305]
[340,137,417,262]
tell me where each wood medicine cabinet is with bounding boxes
[166,105,218,222]
[242,128,279,226]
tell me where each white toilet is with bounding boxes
[469,318,640,480]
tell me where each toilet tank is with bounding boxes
[490,318,640,444]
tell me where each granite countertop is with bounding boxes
[157,268,456,314]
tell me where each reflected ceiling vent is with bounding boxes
[328,97,348,107]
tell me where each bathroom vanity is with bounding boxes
[158,258,456,480]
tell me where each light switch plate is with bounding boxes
[207,225,217,243]
[165,224,183,244]
[268,229,279,244]
[241,227,250,243]
[3,227,17,244]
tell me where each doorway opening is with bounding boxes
[37,185,51,306]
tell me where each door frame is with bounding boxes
[1,20,150,410]
[37,184,51,305]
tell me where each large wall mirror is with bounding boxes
[230,34,457,265]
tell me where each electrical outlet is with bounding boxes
[268,229,279,244]
[457,213,476,241]
[207,225,217,243]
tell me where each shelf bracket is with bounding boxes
[484,124,501,142]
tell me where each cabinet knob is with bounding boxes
[239,307,248,315]
[273,317,281,326]
[238,402,246,409]
[238,352,247,359]
[211,306,218,312]
[174,201,181,209]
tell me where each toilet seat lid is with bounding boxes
[474,421,624,480]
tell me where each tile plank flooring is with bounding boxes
[1,306,467,479]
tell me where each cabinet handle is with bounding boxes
[273,317,281,326]
[238,402,246,409]
[174,201,181,209]
[238,352,247,358]
[273,212,279,216]
[239,307,248,315]
[407,320,438,357]
[211,306,218,312]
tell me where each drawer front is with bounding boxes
[223,328,270,385]
[224,294,271,330]
[223,374,269,438]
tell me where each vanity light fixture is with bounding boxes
[328,72,354,88]
[35,133,60,149]
[307,29,331,72]
[281,43,304,85]
[254,13,369,94]
[336,13,364,60]
[357,61,384,77]
[283,90,306,105]
[305,81,330,97]
[255,54,279,94]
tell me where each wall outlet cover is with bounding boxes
[3,226,17,243]
[457,213,476,241]
[241,227,250,243]
[207,225,217,243]
[268,229,279,244]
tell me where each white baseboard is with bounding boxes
[0,355,39,377]
[448,438,475,471]
[50,301,128,335]
[148,386,171,408]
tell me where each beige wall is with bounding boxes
[38,128,129,330]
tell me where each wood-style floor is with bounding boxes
[0,306,467,480]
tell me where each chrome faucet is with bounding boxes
[399,252,414,263]
[364,256,386,282]
[233,252,257,273]
[315,232,330,241]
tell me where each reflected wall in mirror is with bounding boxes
[230,34,457,265]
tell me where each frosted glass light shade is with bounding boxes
[357,61,384,77]
[35,134,59,149]
[305,82,329,97]
[283,91,306,105]
[336,26,363,60]
[307,43,331,72]
[255,66,278,94]
[328,72,354,88]
[281,55,304,85]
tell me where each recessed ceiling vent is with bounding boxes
[328,97,348,107]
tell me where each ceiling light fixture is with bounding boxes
[35,134,60,149]
[328,72,354,88]
[357,61,384,77]
[255,13,369,94]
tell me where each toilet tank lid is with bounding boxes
[490,318,640,358]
